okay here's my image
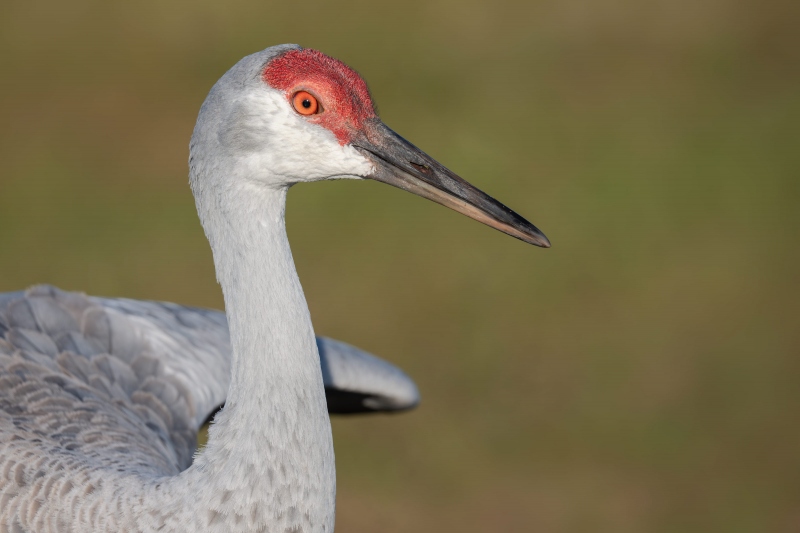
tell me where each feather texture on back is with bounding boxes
[0,285,418,531]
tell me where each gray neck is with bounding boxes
[168,177,335,531]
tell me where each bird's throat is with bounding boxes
[187,183,336,532]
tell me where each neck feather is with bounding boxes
[163,179,336,532]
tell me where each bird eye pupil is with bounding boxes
[293,91,319,115]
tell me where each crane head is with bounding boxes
[195,44,549,248]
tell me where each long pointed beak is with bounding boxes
[352,118,550,248]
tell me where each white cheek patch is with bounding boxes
[234,89,374,184]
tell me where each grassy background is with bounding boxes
[1,0,799,531]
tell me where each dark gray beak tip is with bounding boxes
[514,224,551,248]
[534,233,552,248]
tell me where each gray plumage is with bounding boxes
[0,285,417,531]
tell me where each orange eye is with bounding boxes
[292,91,319,115]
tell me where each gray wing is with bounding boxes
[0,285,418,476]
[318,337,419,413]
[92,294,420,416]
[0,284,198,494]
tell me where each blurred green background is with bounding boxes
[1,0,799,531]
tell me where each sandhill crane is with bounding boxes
[0,44,549,532]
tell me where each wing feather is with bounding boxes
[1,286,419,474]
